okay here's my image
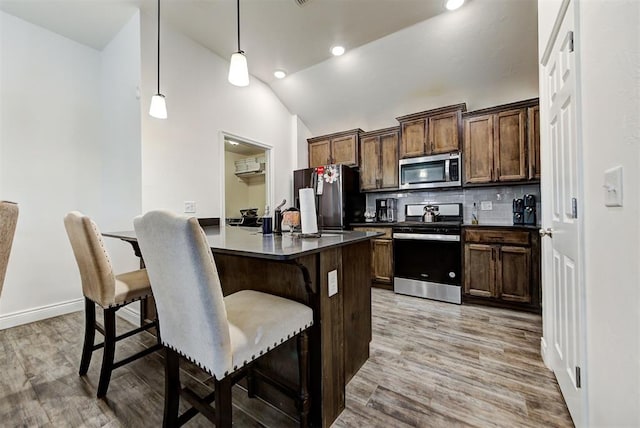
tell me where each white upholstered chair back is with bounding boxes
[64,211,117,307]
[0,201,19,298]
[134,210,233,379]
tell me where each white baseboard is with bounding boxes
[0,299,142,330]
[117,302,141,325]
[0,298,84,330]
[540,337,551,369]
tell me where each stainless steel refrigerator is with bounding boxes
[293,164,365,230]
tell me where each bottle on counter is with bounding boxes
[262,205,273,235]
[472,202,479,225]
[273,199,286,235]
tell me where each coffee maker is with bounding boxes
[376,198,397,222]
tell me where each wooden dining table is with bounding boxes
[104,225,380,428]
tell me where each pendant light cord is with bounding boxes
[157,0,161,94]
[236,0,242,53]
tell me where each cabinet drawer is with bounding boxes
[353,227,393,239]
[465,229,530,245]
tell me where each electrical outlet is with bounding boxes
[328,270,338,297]
[184,201,196,213]
[480,201,493,211]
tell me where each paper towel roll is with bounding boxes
[299,188,318,234]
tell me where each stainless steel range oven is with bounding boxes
[393,203,462,304]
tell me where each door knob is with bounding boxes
[539,227,553,238]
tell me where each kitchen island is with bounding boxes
[104,226,380,428]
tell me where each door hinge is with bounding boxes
[576,366,581,388]
[569,31,574,53]
[572,197,578,219]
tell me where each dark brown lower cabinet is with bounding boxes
[353,226,393,290]
[463,227,540,312]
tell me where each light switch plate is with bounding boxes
[604,166,623,207]
[328,269,338,297]
[480,201,493,211]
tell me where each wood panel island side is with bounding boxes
[104,226,380,427]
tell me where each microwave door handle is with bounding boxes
[444,160,450,181]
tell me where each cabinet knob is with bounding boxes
[539,228,553,238]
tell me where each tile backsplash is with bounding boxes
[366,184,541,226]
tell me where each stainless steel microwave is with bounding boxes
[399,152,461,190]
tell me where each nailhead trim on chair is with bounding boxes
[162,322,313,381]
[104,292,154,309]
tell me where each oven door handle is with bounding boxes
[393,233,460,242]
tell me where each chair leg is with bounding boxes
[163,348,180,428]
[214,376,233,428]
[79,298,96,376]
[97,307,117,398]
[297,330,310,428]
[246,365,256,398]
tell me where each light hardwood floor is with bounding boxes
[0,289,572,427]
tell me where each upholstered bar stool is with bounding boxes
[134,211,313,428]
[64,211,162,398]
[0,201,19,299]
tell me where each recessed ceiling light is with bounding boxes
[274,70,287,79]
[445,0,464,10]
[227,140,239,146]
[331,46,345,56]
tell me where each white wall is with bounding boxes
[139,12,295,217]
[0,11,102,325]
[0,10,143,327]
[577,1,640,425]
[99,11,143,275]
[293,115,312,170]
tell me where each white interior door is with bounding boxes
[541,3,586,426]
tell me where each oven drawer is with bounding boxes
[464,229,530,245]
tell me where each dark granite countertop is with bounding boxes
[351,222,397,227]
[463,223,541,230]
[351,222,540,230]
[104,225,382,261]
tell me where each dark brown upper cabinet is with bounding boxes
[396,104,466,159]
[528,105,541,179]
[359,127,399,191]
[463,98,539,185]
[308,129,362,168]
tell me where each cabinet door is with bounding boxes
[331,134,358,166]
[464,244,495,297]
[496,246,531,303]
[309,140,331,168]
[528,105,541,179]
[400,119,426,159]
[372,239,393,283]
[494,109,526,181]
[359,136,380,191]
[428,111,461,154]
[379,131,399,189]
[463,115,494,184]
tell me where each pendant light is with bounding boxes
[228,0,249,87]
[149,0,167,119]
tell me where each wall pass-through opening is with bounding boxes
[223,136,270,226]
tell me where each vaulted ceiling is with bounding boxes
[0,0,539,135]
[0,0,449,85]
